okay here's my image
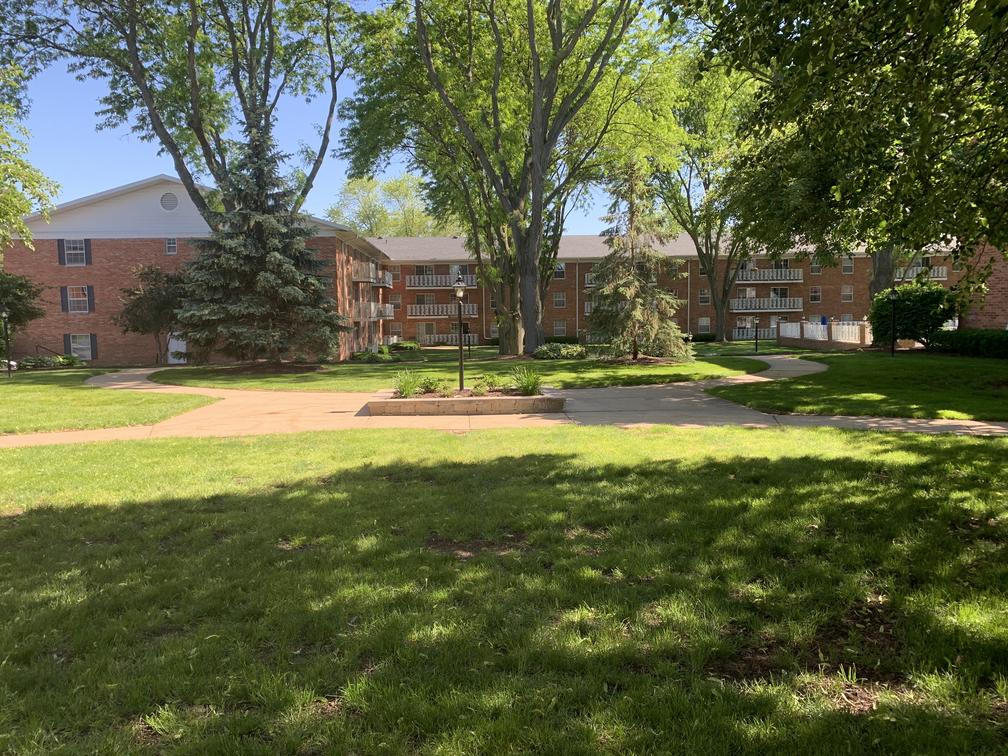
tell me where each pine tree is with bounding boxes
[175,125,347,361]
[588,163,690,361]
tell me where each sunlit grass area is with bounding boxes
[709,352,1008,421]
[1,426,1005,752]
[0,370,213,434]
[149,347,765,392]
[692,339,811,357]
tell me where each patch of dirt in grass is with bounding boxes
[276,537,311,552]
[801,679,912,715]
[309,697,343,718]
[131,717,161,746]
[0,507,24,519]
[425,530,527,560]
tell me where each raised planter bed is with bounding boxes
[367,395,566,416]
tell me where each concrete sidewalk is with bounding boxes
[1,356,1005,448]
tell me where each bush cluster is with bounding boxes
[351,346,399,363]
[389,340,421,352]
[926,329,1008,359]
[510,365,542,395]
[688,333,717,343]
[868,282,955,348]
[16,355,85,369]
[533,343,587,360]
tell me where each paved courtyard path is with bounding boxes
[1,355,1006,448]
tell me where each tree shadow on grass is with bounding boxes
[1,435,1006,752]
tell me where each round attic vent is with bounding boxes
[160,191,179,211]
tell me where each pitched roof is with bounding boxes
[367,233,700,262]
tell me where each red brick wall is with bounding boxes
[962,245,1008,329]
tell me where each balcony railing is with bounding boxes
[729,296,803,312]
[352,262,377,283]
[417,333,480,345]
[373,270,393,288]
[406,274,476,288]
[731,327,778,340]
[736,267,803,282]
[407,303,478,318]
[896,265,948,280]
[353,302,395,321]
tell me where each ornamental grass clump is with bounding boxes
[392,369,421,398]
[510,365,543,396]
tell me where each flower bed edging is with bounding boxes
[367,395,566,416]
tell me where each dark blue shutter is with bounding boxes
[83,239,92,265]
[86,285,95,312]
[63,334,71,355]
[57,239,66,265]
[89,334,98,360]
[60,287,69,312]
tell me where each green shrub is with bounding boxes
[470,381,488,397]
[418,375,450,395]
[390,340,421,352]
[478,372,507,391]
[545,335,580,345]
[688,333,717,343]
[927,328,1008,358]
[17,354,84,369]
[645,326,695,361]
[533,342,588,360]
[392,369,422,398]
[351,350,397,363]
[869,282,955,348]
[510,365,542,396]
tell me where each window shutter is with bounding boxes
[57,239,66,266]
[90,334,98,360]
[84,239,93,265]
[60,287,69,312]
[63,334,71,354]
[86,285,95,312]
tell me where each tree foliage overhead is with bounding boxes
[326,175,461,237]
[868,281,956,349]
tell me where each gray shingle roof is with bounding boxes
[366,233,700,263]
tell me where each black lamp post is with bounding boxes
[1,309,10,378]
[753,317,760,354]
[453,274,466,391]
[888,288,898,357]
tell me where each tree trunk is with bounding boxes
[496,313,523,355]
[712,296,730,341]
[870,248,895,297]
[516,230,544,354]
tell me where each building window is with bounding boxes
[390,265,401,282]
[584,271,596,287]
[584,300,593,316]
[668,289,679,298]
[418,322,436,336]
[389,321,403,335]
[842,257,854,274]
[553,291,566,308]
[840,313,854,322]
[67,286,90,313]
[770,286,789,300]
[416,293,435,305]
[698,288,711,305]
[489,296,497,310]
[773,259,790,270]
[165,238,177,256]
[389,293,402,310]
[697,317,711,334]
[554,262,566,279]
[737,287,757,300]
[69,334,93,360]
[64,239,87,266]
[490,323,499,337]
[809,286,822,303]
[810,261,822,275]
[450,263,470,277]
[553,320,567,336]
[841,285,854,302]
[415,264,435,277]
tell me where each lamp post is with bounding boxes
[753,317,760,354]
[888,288,898,357]
[453,274,466,391]
[1,310,10,378]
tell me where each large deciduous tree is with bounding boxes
[326,175,461,237]
[0,270,45,329]
[115,265,186,364]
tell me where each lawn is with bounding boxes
[692,339,810,357]
[709,352,1008,421]
[0,370,213,434]
[1,426,1005,752]
[149,346,765,392]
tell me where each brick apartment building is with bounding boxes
[4,176,1006,365]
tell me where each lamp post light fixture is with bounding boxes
[1,309,10,378]
[453,274,466,391]
[888,288,898,357]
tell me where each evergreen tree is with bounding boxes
[175,126,347,361]
[589,163,690,361]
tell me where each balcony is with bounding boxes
[407,303,478,318]
[373,270,393,288]
[896,265,948,280]
[406,274,476,288]
[730,297,803,312]
[736,267,803,282]
[731,327,778,340]
[418,333,480,345]
[352,302,395,321]
[352,263,393,287]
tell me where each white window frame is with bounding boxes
[415,264,435,277]
[165,238,177,256]
[69,334,92,360]
[584,271,596,287]
[809,286,822,303]
[770,286,789,299]
[553,291,566,308]
[840,314,854,322]
[553,319,567,337]
[390,265,401,282]
[389,293,402,310]
[698,288,711,305]
[415,293,436,306]
[697,317,711,334]
[67,286,90,313]
[554,262,566,280]
[418,322,437,336]
[810,261,822,275]
[389,321,403,335]
[584,300,593,316]
[841,284,854,302]
[64,239,87,266]
[842,257,855,274]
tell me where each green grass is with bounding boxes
[149,346,765,392]
[0,370,213,434]
[1,426,1005,752]
[693,339,811,357]
[710,352,1008,421]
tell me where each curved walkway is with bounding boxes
[1,356,1006,448]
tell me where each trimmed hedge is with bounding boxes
[533,343,588,360]
[926,329,1008,359]
[389,340,420,352]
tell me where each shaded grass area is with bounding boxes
[710,352,1008,421]
[693,339,811,357]
[1,427,1006,752]
[0,370,213,434]
[149,347,764,392]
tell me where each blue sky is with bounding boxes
[23,64,607,235]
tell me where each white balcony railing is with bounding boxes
[417,333,480,345]
[407,303,478,318]
[373,270,393,288]
[778,322,802,338]
[729,297,803,312]
[352,262,378,283]
[736,267,803,282]
[896,265,948,280]
[731,327,778,340]
[382,335,401,346]
[353,302,395,320]
[406,274,476,288]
